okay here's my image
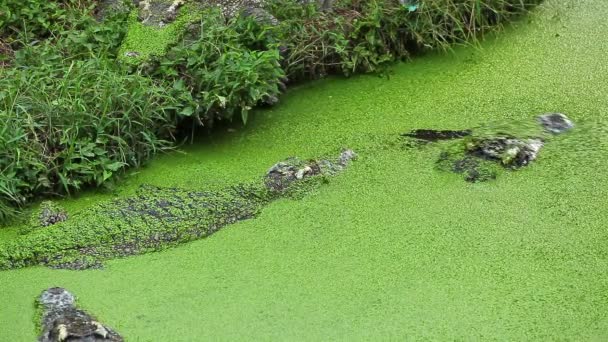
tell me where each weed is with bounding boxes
[0,58,178,219]
[145,9,285,126]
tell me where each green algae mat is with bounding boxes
[2,0,608,339]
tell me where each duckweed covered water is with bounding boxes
[2,0,608,339]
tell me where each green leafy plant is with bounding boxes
[0,58,178,220]
[145,10,285,126]
[266,0,542,80]
[1,0,96,45]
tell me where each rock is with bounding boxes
[262,94,280,106]
[538,112,574,134]
[136,0,189,26]
[94,0,133,21]
[38,288,122,342]
[241,6,279,25]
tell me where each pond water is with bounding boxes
[1,0,607,339]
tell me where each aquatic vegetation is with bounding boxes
[118,3,205,63]
[1,0,608,339]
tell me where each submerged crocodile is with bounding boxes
[0,150,356,270]
[402,113,575,182]
[37,288,122,342]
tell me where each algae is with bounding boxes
[1,0,608,340]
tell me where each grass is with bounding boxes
[1,0,608,339]
[0,58,178,221]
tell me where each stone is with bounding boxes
[241,6,279,25]
[38,288,122,342]
[538,112,574,134]
[94,0,133,20]
[138,0,182,26]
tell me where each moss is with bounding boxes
[117,3,204,63]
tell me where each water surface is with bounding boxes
[1,0,607,339]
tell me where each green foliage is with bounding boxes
[266,0,543,80]
[0,0,90,43]
[0,58,179,220]
[12,9,129,63]
[146,10,285,125]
